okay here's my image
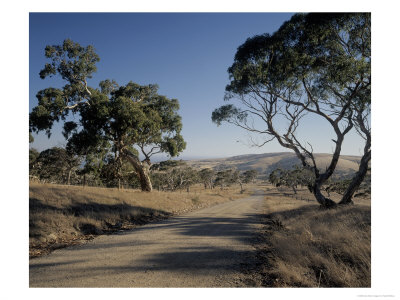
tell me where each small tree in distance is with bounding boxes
[150,160,198,192]
[231,169,258,193]
[215,169,235,190]
[199,168,215,190]
[242,170,258,184]
[269,166,314,194]
[34,147,82,185]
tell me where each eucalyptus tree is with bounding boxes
[171,166,198,192]
[34,147,81,185]
[269,166,314,194]
[242,169,258,183]
[29,39,186,191]
[215,169,236,190]
[150,160,197,192]
[212,13,370,208]
[229,169,258,193]
[29,148,40,180]
[199,168,215,189]
[78,141,111,187]
[150,160,185,191]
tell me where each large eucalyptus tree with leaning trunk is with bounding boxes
[29,39,186,192]
[212,13,370,208]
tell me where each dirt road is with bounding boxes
[30,191,265,287]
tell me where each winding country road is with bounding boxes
[30,191,265,287]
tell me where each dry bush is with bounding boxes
[257,185,371,287]
[29,182,251,258]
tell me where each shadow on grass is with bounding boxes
[30,197,173,257]
[30,197,171,225]
[30,197,170,218]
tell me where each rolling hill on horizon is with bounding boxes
[185,152,361,179]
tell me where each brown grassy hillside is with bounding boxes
[187,152,361,178]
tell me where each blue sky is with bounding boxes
[30,12,365,159]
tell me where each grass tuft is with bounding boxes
[256,184,371,287]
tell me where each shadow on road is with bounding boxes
[30,194,266,287]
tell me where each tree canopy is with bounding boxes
[30,39,186,191]
[212,13,371,207]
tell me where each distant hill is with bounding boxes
[186,152,361,179]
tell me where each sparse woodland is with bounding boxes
[29,140,258,192]
[29,13,371,287]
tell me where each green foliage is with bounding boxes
[269,166,315,193]
[198,168,215,189]
[213,168,257,191]
[62,81,186,162]
[30,88,67,137]
[31,39,101,137]
[78,146,110,186]
[241,169,258,183]
[33,147,82,184]
[150,160,197,191]
[215,169,236,189]
[29,148,40,176]
[220,13,370,122]
[99,155,140,188]
[30,39,186,190]
[39,38,100,82]
[212,13,371,206]
[151,160,186,171]
[211,104,247,126]
[99,79,119,95]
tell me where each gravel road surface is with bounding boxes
[30,191,264,287]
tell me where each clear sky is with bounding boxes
[29,12,365,159]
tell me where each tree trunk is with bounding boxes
[339,108,371,205]
[339,150,371,205]
[67,169,72,185]
[122,149,152,192]
[292,186,297,194]
[312,181,337,208]
[306,136,345,209]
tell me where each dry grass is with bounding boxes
[29,182,253,258]
[255,184,371,287]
